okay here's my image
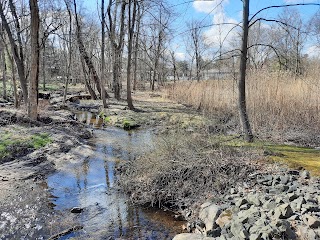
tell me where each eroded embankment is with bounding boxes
[0,107,93,239]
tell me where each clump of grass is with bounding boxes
[104,116,111,123]
[30,133,52,149]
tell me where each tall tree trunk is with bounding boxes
[0,3,28,104]
[28,0,40,120]
[126,0,137,110]
[73,0,108,99]
[10,56,18,108]
[42,45,46,91]
[101,0,108,108]
[0,35,6,100]
[238,0,253,142]
[2,35,18,107]
[63,0,72,105]
[107,0,126,100]
[81,57,97,99]
[133,4,141,91]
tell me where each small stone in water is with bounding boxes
[71,207,83,213]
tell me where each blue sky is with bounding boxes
[83,0,320,59]
[171,0,320,59]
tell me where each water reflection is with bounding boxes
[47,127,184,239]
[75,111,104,128]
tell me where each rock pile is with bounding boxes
[173,170,320,240]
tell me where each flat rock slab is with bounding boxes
[172,233,216,240]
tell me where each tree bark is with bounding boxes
[0,31,7,100]
[81,57,97,100]
[107,0,126,100]
[0,2,28,104]
[28,0,40,120]
[133,3,141,91]
[126,0,137,110]
[100,0,108,108]
[73,0,108,99]
[238,0,253,142]
[63,0,72,105]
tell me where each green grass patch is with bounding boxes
[104,116,111,123]
[30,133,52,149]
[0,132,52,161]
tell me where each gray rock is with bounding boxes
[274,203,294,219]
[273,219,297,239]
[172,233,216,240]
[247,194,261,206]
[249,233,262,240]
[303,215,320,229]
[288,170,300,175]
[239,204,250,210]
[275,197,285,204]
[280,175,289,185]
[292,197,306,211]
[206,227,221,238]
[301,170,311,179]
[262,199,277,209]
[296,225,318,240]
[275,184,289,192]
[288,193,299,202]
[199,202,221,231]
[230,188,237,194]
[70,207,83,213]
[216,209,232,228]
[230,221,248,239]
[235,198,248,207]
[288,184,298,193]
[301,203,320,213]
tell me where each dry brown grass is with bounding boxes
[118,132,261,214]
[166,69,320,145]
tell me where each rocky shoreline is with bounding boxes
[173,169,320,240]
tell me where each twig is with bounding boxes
[48,225,83,240]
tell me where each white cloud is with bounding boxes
[305,45,320,58]
[284,0,318,3]
[193,0,229,14]
[192,0,239,50]
[175,52,186,61]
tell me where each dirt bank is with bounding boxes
[0,107,94,239]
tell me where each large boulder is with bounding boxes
[199,202,221,232]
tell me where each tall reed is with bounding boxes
[167,69,320,143]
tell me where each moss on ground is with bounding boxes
[0,131,52,161]
[211,135,320,176]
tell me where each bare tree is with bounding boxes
[63,0,73,104]
[28,0,40,120]
[0,1,28,104]
[0,25,6,100]
[186,20,207,82]
[126,0,138,110]
[100,0,108,108]
[73,0,107,99]
[107,0,127,100]
[238,0,253,142]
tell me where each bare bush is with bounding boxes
[118,132,261,211]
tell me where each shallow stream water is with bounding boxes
[46,112,184,239]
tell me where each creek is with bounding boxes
[46,111,184,239]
